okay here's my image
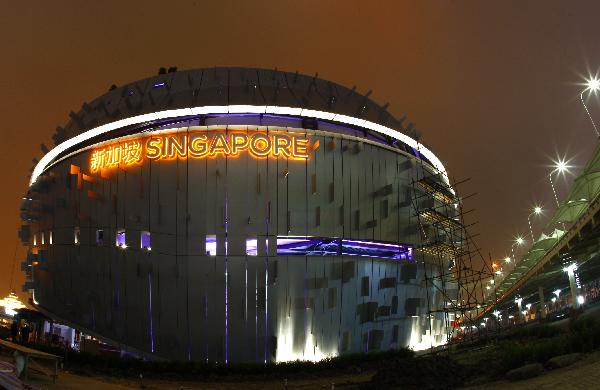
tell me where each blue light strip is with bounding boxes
[275,236,412,260]
[341,239,412,260]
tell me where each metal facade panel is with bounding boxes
[287,141,307,237]
[226,148,249,256]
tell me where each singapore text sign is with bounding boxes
[90,130,311,172]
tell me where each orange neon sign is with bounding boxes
[90,130,311,172]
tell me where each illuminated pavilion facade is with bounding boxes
[19,67,457,362]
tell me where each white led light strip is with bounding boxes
[30,105,450,187]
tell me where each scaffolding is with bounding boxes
[409,160,495,349]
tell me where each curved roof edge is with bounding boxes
[31,68,450,188]
[30,105,450,187]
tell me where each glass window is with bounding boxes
[341,240,412,260]
[276,237,339,256]
[141,231,151,250]
[270,236,412,260]
[96,229,104,246]
[246,238,258,256]
[74,227,80,245]
[33,234,37,246]
[49,231,53,245]
[205,235,216,256]
[116,229,126,248]
[41,232,45,245]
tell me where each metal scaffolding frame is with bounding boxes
[409,159,495,347]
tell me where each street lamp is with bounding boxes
[563,263,580,309]
[527,205,543,242]
[515,297,524,320]
[548,158,570,208]
[510,236,525,266]
[581,76,600,137]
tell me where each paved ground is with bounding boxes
[464,350,600,390]
[12,349,600,389]
[22,350,600,390]
[23,371,371,389]
[14,361,373,390]
[10,319,600,390]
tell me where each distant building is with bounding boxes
[20,67,458,363]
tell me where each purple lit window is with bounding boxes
[274,236,412,260]
[141,231,151,250]
[152,82,166,89]
[276,237,340,256]
[246,238,258,256]
[341,240,412,260]
[206,235,216,256]
[116,230,126,248]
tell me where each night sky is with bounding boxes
[1,1,599,298]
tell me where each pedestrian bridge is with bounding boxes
[479,142,600,319]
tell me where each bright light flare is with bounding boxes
[0,292,26,317]
[515,236,525,245]
[586,77,600,93]
[551,157,573,175]
[533,206,542,214]
[504,256,511,263]
[556,160,568,173]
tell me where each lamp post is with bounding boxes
[527,206,543,242]
[563,263,580,309]
[509,236,525,269]
[548,160,569,208]
[580,77,600,137]
[515,297,523,323]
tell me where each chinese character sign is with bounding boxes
[90,141,143,172]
